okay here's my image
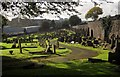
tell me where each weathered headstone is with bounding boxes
[50,39,59,48]
[108,35,120,64]
[52,45,56,54]
[111,34,116,49]
[18,39,22,54]
[11,42,16,48]
[81,41,86,46]
[45,45,52,54]
[9,50,13,55]
[87,40,93,46]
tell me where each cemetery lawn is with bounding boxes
[2,42,120,76]
[0,42,71,59]
[3,58,120,76]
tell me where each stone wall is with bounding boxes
[87,21,104,40]
[73,19,120,40]
[73,21,104,40]
[109,20,120,38]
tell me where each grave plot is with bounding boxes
[1,29,120,76]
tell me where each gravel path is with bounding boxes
[35,44,98,62]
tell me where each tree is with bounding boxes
[1,15,8,33]
[101,15,112,42]
[62,19,70,28]
[40,20,50,31]
[50,20,56,29]
[85,7,103,21]
[0,15,8,41]
[0,2,81,19]
[69,15,81,26]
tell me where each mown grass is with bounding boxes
[56,48,72,56]
[0,42,71,59]
[1,34,119,76]
[60,42,109,60]
[3,59,119,76]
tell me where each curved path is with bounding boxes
[35,44,98,62]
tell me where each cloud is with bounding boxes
[0,0,119,21]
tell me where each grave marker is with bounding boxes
[108,35,120,64]
[18,39,22,54]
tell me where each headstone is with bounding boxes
[87,40,93,46]
[82,37,87,41]
[11,44,16,48]
[45,45,53,54]
[52,45,56,54]
[50,39,59,49]
[108,35,120,64]
[81,41,86,46]
[11,41,16,48]
[93,40,99,45]
[9,50,13,55]
[110,34,116,49]
[18,39,22,54]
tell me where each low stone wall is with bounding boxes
[73,19,120,40]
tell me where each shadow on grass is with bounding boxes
[58,47,66,49]
[2,56,120,77]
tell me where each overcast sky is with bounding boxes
[0,0,120,21]
[34,0,119,20]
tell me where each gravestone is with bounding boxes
[18,39,22,54]
[9,50,13,55]
[93,39,100,48]
[87,40,93,46]
[108,35,120,64]
[52,45,56,54]
[45,45,53,54]
[93,39,99,45]
[11,42,16,48]
[110,34,116,49]
[88,37,92,40]
[81,41,86,46]
[82,37,87,41]
[50,39,59,49]
[39,39,47,48]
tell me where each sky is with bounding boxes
[34,0,120,21]
[0,0,120,21]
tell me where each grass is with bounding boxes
[1,33,119,76]
[3,59,119,76]
[56,48,72,56]
[60,42,109,60]
[1,47,46,59]
[0,42,71,59]
[2,41,119,76]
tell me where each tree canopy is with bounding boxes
[69,15,81,26]
[41,20,50,30]
[101,15,112,41]
[50,20,56,28]
[0,15,8,33]
[0,2,80,19]
[85,6,103,20]
[62,19,69,28]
